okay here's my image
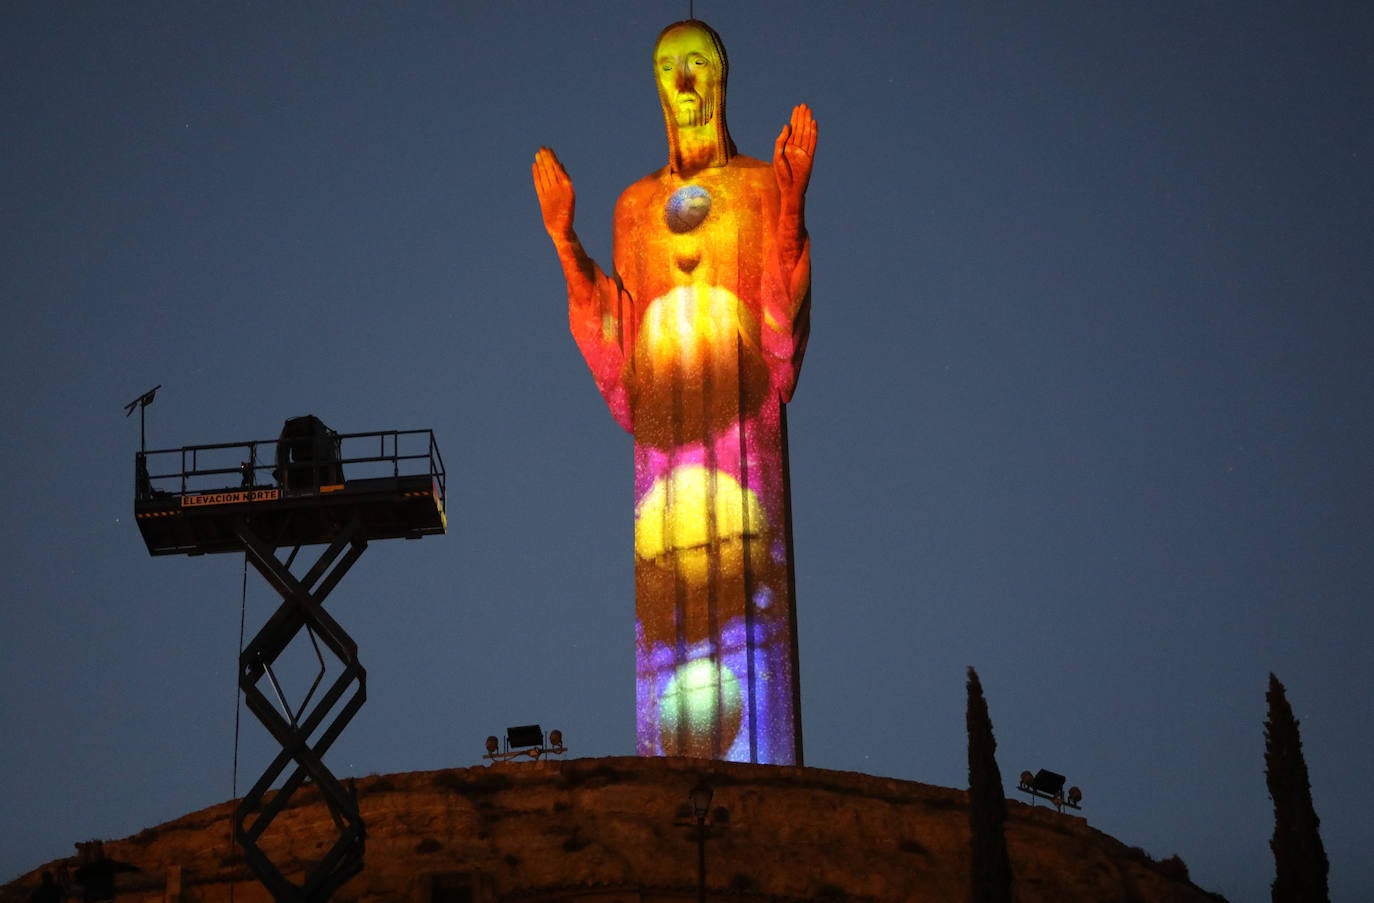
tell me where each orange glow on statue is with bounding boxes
[534,19,816,764]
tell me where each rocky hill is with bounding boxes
[2,756,1224,902]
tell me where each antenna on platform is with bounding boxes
[123,384,161,453]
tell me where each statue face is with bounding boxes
[656,24,721,128]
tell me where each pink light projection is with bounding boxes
[533,19,816,764]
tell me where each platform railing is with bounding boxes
[136,428,445,506]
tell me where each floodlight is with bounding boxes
[506,724,544,749]
[485,736,499,755]
[1018,767,1082,810]
[548,729,563,748]
[1031,769,1066,797]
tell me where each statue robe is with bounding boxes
[568,153,810,764]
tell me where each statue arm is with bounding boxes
[772,104,817,279]
[765,105,817,403]
[532,147,633,431]
[533,147,601,307]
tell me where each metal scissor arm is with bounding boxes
[233,516,368,902]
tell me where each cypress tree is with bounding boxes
[1265,673,1329,903]
[967,667,1014,903]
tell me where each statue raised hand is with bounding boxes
[532,146,576,244]
[773,103,817,208]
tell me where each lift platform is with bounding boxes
[134,424,445,555]
[134,419,446,902]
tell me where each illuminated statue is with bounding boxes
[533,19,816,765]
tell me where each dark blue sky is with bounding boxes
[3,3,1371,900]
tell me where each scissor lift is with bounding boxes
[135,419,446,901]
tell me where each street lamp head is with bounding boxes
[689,782,714,819]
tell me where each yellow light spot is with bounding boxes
[635,465,767,585]
[639,285,749,374]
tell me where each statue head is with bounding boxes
[655,19,736,172]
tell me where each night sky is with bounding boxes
[3,3,1372,901]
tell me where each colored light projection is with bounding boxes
[533,19,816,765]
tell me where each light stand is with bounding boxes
[689,783,713,903]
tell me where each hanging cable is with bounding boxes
[228,551,249,901]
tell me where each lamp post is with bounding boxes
[689,783,713,903]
